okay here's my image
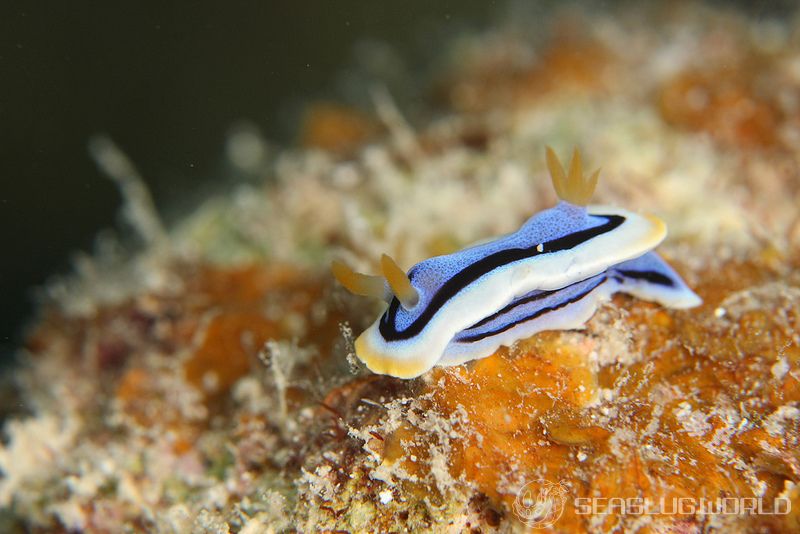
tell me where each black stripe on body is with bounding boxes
[617,269,674,287]
[378,214,625,341]
[466,288,558,330]
[455,276,608,343]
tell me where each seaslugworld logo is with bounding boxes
[513,479,791,529]
[573,496,791,516]
[512,479,569,528]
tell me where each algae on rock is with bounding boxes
[3,3,800,532]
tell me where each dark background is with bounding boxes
[0,0,791,366]
[0,1,499,364]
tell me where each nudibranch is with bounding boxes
[333,148,695,379]
[439,252,701,367]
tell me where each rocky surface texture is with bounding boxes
[2,3,800,532]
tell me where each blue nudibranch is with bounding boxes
[333,148,701,378]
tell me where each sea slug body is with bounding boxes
[334,148,700,378]
[439,251,701,366]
